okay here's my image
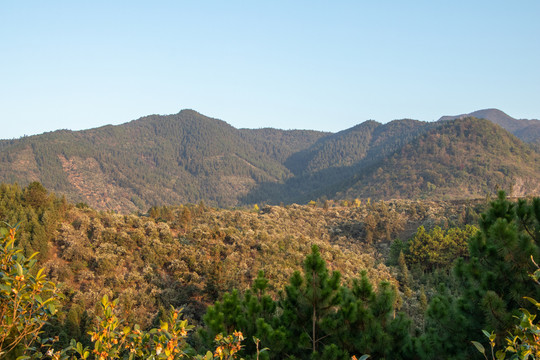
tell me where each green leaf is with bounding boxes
[495,349,506,360]
[161,321,168,331]
[359,356,370,360]
[524,296,540,307]
[471,341,486,355]
[36,268,44,280]
[16,356,31,360]
[16,262,23,277]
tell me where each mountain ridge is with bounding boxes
[1,109,539,211]
[439,108,540,143]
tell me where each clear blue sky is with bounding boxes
[2,1,539,139]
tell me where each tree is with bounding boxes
[328,272,412,359]
[199,245,413,359]
[199,271,286,359]
[279,245,342,356]
[422,192,540,359]
[407,225,477,272]
[22,182,51,209]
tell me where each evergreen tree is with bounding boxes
[279,245,342,357]
[328,272,412,359]
[199,271,286,359]
[421,191,540,359]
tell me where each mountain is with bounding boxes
[0,110,326,211]
[244,117,540,204]
[439,108,540,143]
[242,118,436,204]
[1,109,539,211]
[341,117,540,200]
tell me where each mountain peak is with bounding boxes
[438,108,510,122]
[438,108,540,136]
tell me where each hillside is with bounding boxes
[243,118,435,204]
[342,117,540,199]
[1,109,540,211]
[0,182,484,328]
[439,108,540,143]
[0,110,325,211]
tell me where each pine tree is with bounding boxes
[397,251,411,296]
[329,272,412,359]
[422,191,540,359]
[279,245,342,357]
[199,271,286,359]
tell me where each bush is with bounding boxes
[0,224,60,358]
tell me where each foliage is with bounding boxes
[422,191,540,359]
[0,225,60,358]
[472,257,540,360]
[406,224,478,272]
[43,294,200,360]
[200,245,413,359]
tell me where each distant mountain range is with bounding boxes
[1,108,539,211]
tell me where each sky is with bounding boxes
[1,1,540,139]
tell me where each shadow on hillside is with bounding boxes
[241,164,362,205]
[157,282,208,322]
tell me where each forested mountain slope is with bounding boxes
[242,118,436,204]
[0,110,325,210]
[342,117,540,200]
[439,108,540,143]
[1,110,540,211]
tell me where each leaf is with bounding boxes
[495,349,506,360]
[16,262,23,277]
[161,321,168,331]
[36,268,44,280]
[471,341,486,355]
[524,296,540,307]
[359,356,370,360]
[482,329,491,339]
[48,302,56,315]
[16,356,31,360]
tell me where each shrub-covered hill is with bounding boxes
[0,182,483,332]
